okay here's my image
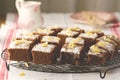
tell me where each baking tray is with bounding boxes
[1,48,120,79]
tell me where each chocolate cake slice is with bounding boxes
[41,36,61,46]
[106,35,120,50]
[79,32,98,52]
[67,26,84,34]
[14,32,39,46]
[60,41,84,65]
[41,36,61,58]
[96,41,116,59]
[32,42,57,64]
[57,29,79,45]
[96,35,118,51]
[46,26,63,35]
[33,28,56,41]
[8,39,33,62]
[88,45,109,64]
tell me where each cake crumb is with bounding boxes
[24,62,29,67]
[19,72,26,76]
[42,42,48,47]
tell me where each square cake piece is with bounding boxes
[8,39,33,62]
[79,32,98,45]
[88,45,109,64]
[14,32,39,45]
[106,35,120,50]
[57,29,79,45]
[67,26,84,34]
[46,26,63,35]
[60,42,84,65]
[33,28,56,41]
[86,30,104,38]
[65,37,86,55]
[96,41,116,59]
[96,35,118,50]
[79,32,98,52]
[41,36,61,58]
[32,42,57,64]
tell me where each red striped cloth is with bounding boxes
[111,22,120,38]
[0,28,16,80]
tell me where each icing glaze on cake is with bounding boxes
[42,36,60,43]
[14,32,39,41]
[36,28,54,35]
[32,43,56,53]
[8,39,32,49]
[58,30,79,37]
[65,37,84,45]
[97,41,115,53]
[61,44,83,54]
[79,32,98,39]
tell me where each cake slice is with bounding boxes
[14,32,39,46]
[8,39,33,62]
[41,36,61,46]
[96,35,118,51]
[79,32,98,52]
[57,29,79,45]
[67,26,84,34]
[88,45,109,64]
[46,26,63,35]
[32,42,57,64]
[41,36,61,59]
[106,35,120,50]
[96,41,116,59]
[60,41,84,65]
[33,28,56,41]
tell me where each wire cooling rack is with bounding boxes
[1,49,120,79]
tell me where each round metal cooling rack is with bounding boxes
[1,48,120,79]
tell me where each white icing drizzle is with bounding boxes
[42,36,60,44]
[14,32,39,40]
[97,41,115,53]
[37,29,54,35]
[79,32,97,39]
[32,43,56,53]
[61,44,83,54]
[58,30,78,37]
[8,40,32,49]
[65,37,84,45]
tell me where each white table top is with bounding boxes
[0,13,120,80]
